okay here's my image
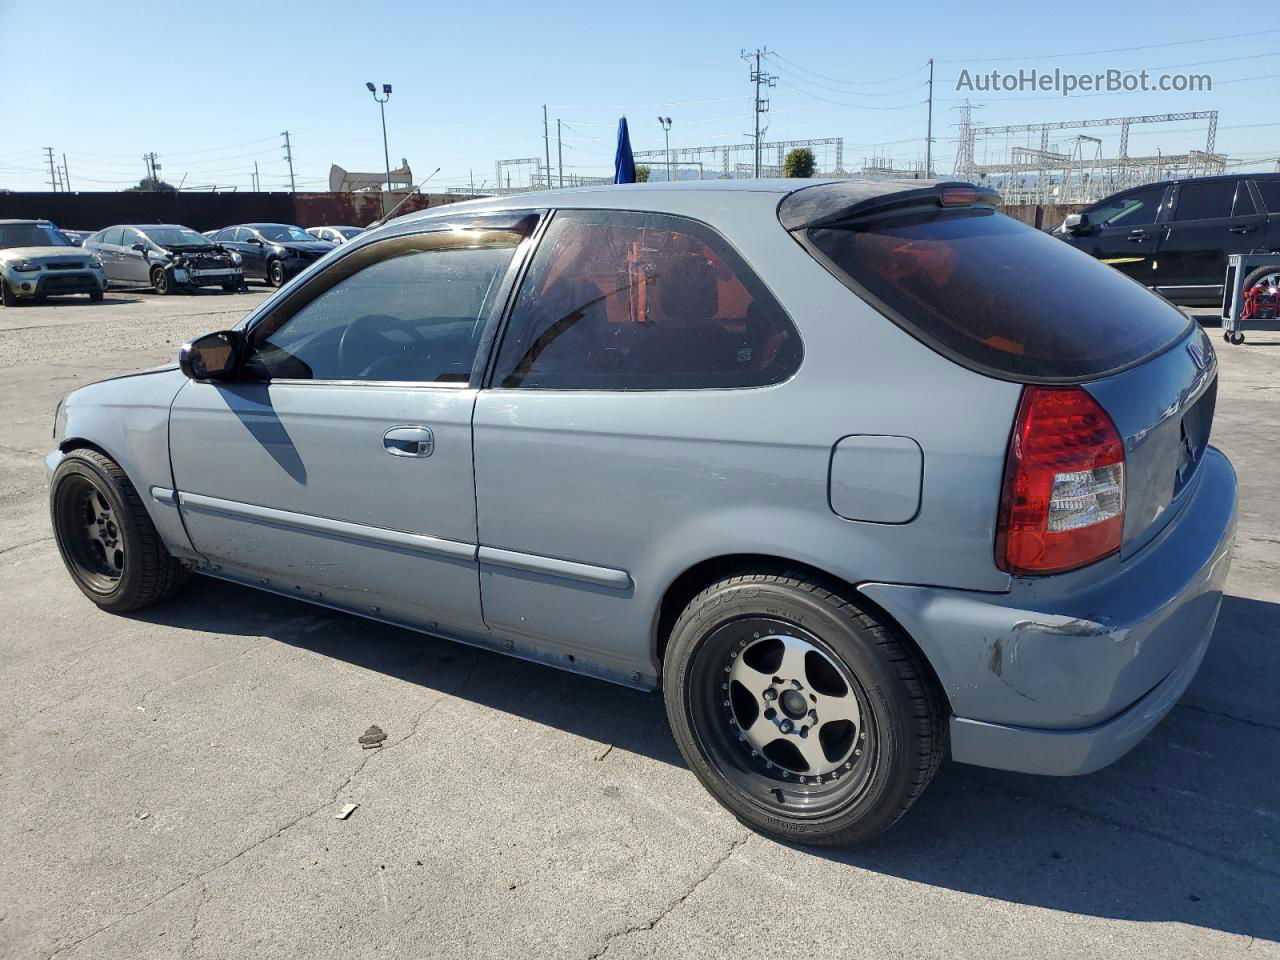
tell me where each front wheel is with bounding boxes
[150,266,171,295]
[1,278,18,307]
[50,449,190,612]
[663,571,945,846]
[267,259,285,287]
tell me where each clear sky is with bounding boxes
[2,0,1277,193]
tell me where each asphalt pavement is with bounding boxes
[1,289,1277,959]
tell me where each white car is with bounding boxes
[0,220,107,306]
[306,225,364,245]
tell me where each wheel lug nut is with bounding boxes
[763,689,777,701]
[808,709,817,720]
[779,719,793,733]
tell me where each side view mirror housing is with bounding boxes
[131,242,147,252]
[1063,212,1092,235]
[179,330,241,381]
[249,237,264,245]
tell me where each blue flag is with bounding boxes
[614,116,636,185]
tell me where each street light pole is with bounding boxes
[366,81,393,214]
[657,116,673,183]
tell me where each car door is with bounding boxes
[236,228,269,277]
[1154,179,1262,301]
[471,209,806,683]
[167,219,535,637]
[1074,183,1169,284]
[117,227,154,284]
[91,227,125,281]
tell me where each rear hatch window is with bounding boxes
[784,185,1191,382]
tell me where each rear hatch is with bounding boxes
[779,180,1215,555]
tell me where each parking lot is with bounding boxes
[1,289,1277,959]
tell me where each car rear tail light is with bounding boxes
[939,186,979,206]
[996,386,1125,575]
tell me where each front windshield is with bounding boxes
[0,223,72,249]
[258,225,313,242]
[143,227,213,248]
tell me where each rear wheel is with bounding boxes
[50,449,189,612]
[663,571,945,846]
[150,266,171,295]
[267,259,285,287]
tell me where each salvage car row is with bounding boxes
[0,218,364,304]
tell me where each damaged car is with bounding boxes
[85,224,244,294]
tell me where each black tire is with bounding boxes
[222,282,239,292]
[50,449,190,613]
[267,259,285,287]
[663,570,945,847]
[1,278,18,307]
[90,288,104,302]
[1231,331,1246,345]
[150,266,171,295]
[1241,265,1280,299]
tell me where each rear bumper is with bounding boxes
[860,445,1237,776]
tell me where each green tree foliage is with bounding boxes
[125,177,177,193]
[635,164,651,183]
[782,148,816,179]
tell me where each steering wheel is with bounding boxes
[337,314,428,379]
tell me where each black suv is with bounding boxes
[1054,173,1280,306]
[209,223,333,287]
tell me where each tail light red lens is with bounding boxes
[996,386,1125,575]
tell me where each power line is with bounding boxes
[937,27,1280,64]
[776,79,926,111]
[765,62,928,98]
[766,51,929,86]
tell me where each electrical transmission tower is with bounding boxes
[281,131,296,193]
[142,152,162,186]
[741,48,776,178]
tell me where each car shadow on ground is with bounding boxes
[134,580,1280,944]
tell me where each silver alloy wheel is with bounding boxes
[727,634,861,777]
[84,488,125,578]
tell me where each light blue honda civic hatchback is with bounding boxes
[48,179,1236,845]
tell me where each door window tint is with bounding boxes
[1172,181,1236,221]
[1232,182,1258,217]
[99,227,124,246]
[1255,180,1280,214]
[121,228,143,248]
[244,229,524,383]
[1089,185,1165,228]
[492,210,801,390]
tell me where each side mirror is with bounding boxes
[1063,212,1092,235]
[131,242,147,252]
[179,330,240,380]
[249,237,264,245]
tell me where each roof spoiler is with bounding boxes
[778,180,1002,232]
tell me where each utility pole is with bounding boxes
[281,131,296,194]
[657,117,673,182]
[253,160,260,192]
[925,58,934,179]
[557,118,564,188]
[542,105,552,191]
[740,48,775,178]
[62,153,72,192]
[44,148,58,191]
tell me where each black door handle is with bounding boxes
[1126,233,1149,242]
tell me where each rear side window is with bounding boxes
[492,210,801,390]
[1254,180,1280,214]
[800,207,1190,382]
[1232,182,1257,217]
[1172,181,1235,221]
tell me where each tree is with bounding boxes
[125,176,177,193]
[782,147,816,179]
[635,164,651,183]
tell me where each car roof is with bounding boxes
[392,178,943,228]
[0,219,52,225]
[124,224,199,231]
[241,222,299,229]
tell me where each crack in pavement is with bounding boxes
[1177,701,1280,733]
[136,645,260,707]
[42,694,446,960]
[0,536,53,558]
[585,833,750,959]
[181,883,209,960]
